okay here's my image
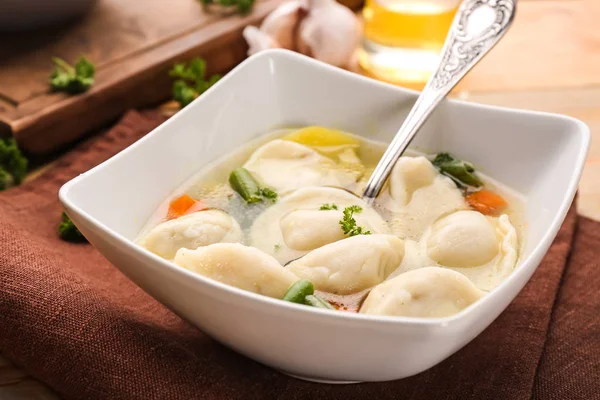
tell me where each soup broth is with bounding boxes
[137,127,526,318]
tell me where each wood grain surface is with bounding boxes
[1,0,598,398]
[0,0,287,155]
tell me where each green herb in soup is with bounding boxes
[137,126,524,319]
[432,152,483,188]
[320,203,338,210]
[339,205,371,237]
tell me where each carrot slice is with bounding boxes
[183,200,207,215]
[466,189,508,216]
[167,194,197,220]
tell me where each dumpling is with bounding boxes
[390,210,519,291]
[389,156,438,205]
[360,267,484,318]
[173,243,299,299]
[381,156,468,240]
[279,209,347,251]
[427,212,518,291]
[243,139,363,194]
[426,210,499,267]
[138,210,243,260]
[286,234,405,295]
[250,186,390,264]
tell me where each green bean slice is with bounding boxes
[305,295,335,309]
[283,280,314,304]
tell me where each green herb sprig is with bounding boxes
[320,203,338,210]
[49,56,95,94]
[59,212,88,243]
[169,58,221,108]
[199,0,255,14]
[0,138,27,191]
[339,205,371,237]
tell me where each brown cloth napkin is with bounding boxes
[0,111,598,400]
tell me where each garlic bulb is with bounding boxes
[243,0,360,68]
[243,26,280,55]
[260,0,307,49]
[296,0,360,67]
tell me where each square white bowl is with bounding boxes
[59,49,589,383]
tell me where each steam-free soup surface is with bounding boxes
[137,126,525,318]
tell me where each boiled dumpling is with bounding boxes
[389,156,438,205]
[390,210,519,291]
[243,139,363,194]
[427,212,518,291]
[286,234,405,295]
[250,186,390,263]
[280,209,347,251]
[173,243,299,298]
[138,210,242,260]
[360,267,484,318]
[427,210,499,267]
[381,156,468,240]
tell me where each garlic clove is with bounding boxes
[243,26,281,56]
[260,0,308,50]
[297,0,361,68]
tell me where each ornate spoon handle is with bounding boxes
[362,0,517,201]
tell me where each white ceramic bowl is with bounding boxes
[59,49,589,383]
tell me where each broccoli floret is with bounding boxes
[58,212,87,243]
[0,138,28,189]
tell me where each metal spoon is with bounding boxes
[362,0,517,202]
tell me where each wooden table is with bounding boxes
[1,0,598,397]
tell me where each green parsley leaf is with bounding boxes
[320,203,339,210]
[49,56,95,94]
[169,58,220,108]
[0,138,27,190]
[259,187,278,203]
[198,0,255,14]
[339,205,371,237]
[58,212,88,243]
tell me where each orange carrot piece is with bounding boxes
[466,189,508,216]
[167,194,197,220]
[183,200,207,215]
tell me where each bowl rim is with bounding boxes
[59,49,591,327]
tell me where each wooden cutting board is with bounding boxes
[0,0,290,156]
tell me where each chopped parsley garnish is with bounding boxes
[258,187,278,203]
[320,203,338,210]
[339,205,371,237]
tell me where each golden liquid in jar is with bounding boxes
[359,0,458,86]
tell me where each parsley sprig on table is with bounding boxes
[339,205,371,237]
[169,58,221,108]
[199,0,255,14]
[0,138,28,191]
[58,212,88,243]
[49,56,96,94]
